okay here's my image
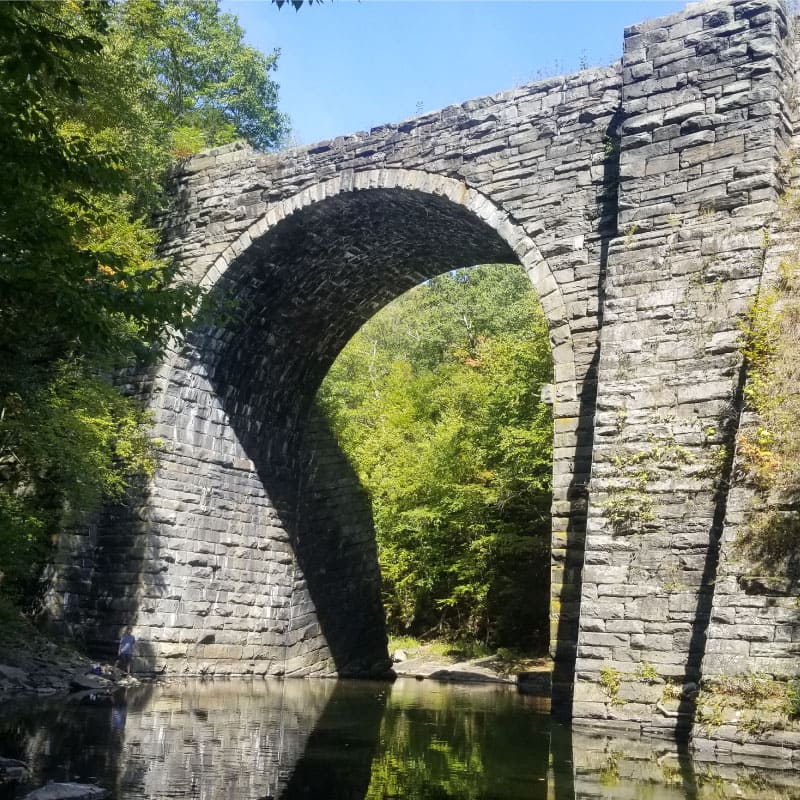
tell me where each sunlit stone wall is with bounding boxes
[572,0,800,732]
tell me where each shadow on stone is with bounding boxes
[280,680,389,800]
[80,478,168,669]
[548,722,575,800]
[551,106,621,718]
[674,357,748,744]
[203,189,522,676]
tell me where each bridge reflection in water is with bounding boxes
[1,679,798,799]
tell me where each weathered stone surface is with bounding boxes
[572,0,799,734]
[0,757,27,785]
[0,665,28,684]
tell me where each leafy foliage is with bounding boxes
[119,0,289,152]
[694,673,798,736]
[0,1,286,603]
[600,666,622,705]
[319,265,553,649]
[737,261,800,581]
[787,680,800,718]
[1,362,158,603]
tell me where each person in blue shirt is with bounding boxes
[116,627,136,675]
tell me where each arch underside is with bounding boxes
[211,189,518,440]
[81,186,580,677]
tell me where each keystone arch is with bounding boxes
[158,169,576,390]
[49,54,624,704]
[136,170,582,678]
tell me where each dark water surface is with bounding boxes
[0,678,798,799]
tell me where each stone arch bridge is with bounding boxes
[52,0,800,728]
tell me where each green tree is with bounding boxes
[0,0,287,603]
[319,265,553,648]
[119,0,289,153]
[0,1,191,602]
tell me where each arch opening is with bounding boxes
[315,262,555,655]
[90,182,580,678]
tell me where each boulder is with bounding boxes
[0,756,28,784]
[0,665,29,683]
[69,672,112,692]
[23,783,110,800]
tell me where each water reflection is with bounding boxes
[0,679,798,800]
[566,728,800,800]
[282,681,387,799]
[361,681,550,800]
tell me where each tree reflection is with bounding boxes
[362,682,550,800]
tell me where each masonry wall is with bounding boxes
[571,0,799,732]
[48,59,621,686]
[701,37,800,682]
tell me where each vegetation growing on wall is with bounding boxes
[737,260,800,583]
[319,264,553,650]
[602,433,695,537]
[694,672,800,736]
[0,0,287,606]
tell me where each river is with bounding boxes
[0,678,798,799]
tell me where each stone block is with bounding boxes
[581,632,631,648]
[706,638,751,655]
[618,681,663,704]
[680,135,745,167]
[631,634,674,651]
[629,597,670,622]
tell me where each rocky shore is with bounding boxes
[0,642,93,698]
[389,643,552,697]
[0,608,142,799]
[0,605,95,697]
[0,602,147,700]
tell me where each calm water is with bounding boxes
[0,678,798,800]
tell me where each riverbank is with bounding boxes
[0,608,549,700]
[0,602,94,696]
[0,603,147,703]
[388,639,552,695]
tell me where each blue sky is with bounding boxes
[223,1,687,146]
